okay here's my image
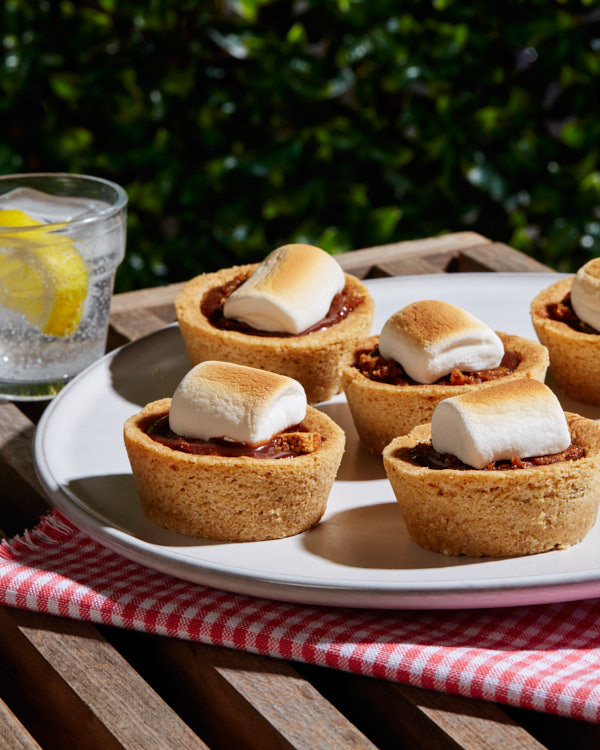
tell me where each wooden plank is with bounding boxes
[0,608,206,750]
[299,667,547,750]
[373,253,453,277]
[391,684,548,750]
[130,636,377,750]
[0,402,43,496]
[0,401,53,535]
[456,243,554,274]
[0,463,49,537]
[110,281,185,317]
[502,705,600,750]
[0,698,41,750]
[0,400,52,535]
[336,232,491,277]
[109,308,171,343]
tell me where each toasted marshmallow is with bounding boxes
[570,258,600,331]
[222,244,345,334]
[431,379,571,469]
[169,361,307,444]
[378,300,504,384]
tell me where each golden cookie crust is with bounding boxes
[531,276,600,405]
[175,263,374,404]
[382,413,600,557]
[341,332,549,456]
[123,398,345,542]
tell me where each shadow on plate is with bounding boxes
[108,324,190,407]
[546,371,600,420]
[304,502,496,570]
[318,400,387,481]
[66,474,227,549]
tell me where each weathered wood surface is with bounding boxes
[0,698,41,750]
[0,234,595,749]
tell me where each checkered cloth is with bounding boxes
[2,510,600,723]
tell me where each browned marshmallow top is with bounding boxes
[245,244,326,296]
[443,378,553,411]
[431,379,571,468]
[189,361,294,404]
[169,361,307,444]
[385,300,489,347]
[580,258,600,282]
[222,244,345,334]
[378,300,504,384]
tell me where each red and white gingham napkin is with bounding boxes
[2,510,600,723]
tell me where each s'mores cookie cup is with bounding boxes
[531,258,600,405]
[383,379,600,557]
[341,300,549,455]
[175,244,374,404]
[123,362,345,542]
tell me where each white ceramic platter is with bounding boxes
[34,272,600,609]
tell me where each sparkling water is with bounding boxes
[0,177,127,399]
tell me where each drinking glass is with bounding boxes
[0,173,127,399]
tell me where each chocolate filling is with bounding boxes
[408,441,585,471]
[354,348,521,386]
[145,414,317,459]
[545,293,599,334]
[200,274,363,337]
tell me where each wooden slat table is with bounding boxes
[1,232,600,749]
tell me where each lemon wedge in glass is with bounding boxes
[0,209,89,337]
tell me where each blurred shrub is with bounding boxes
[1,0,599,291]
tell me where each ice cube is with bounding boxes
[0,187,105,224]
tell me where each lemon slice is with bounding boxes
[0,209,89,337]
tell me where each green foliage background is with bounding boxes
[1,0,599,292]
